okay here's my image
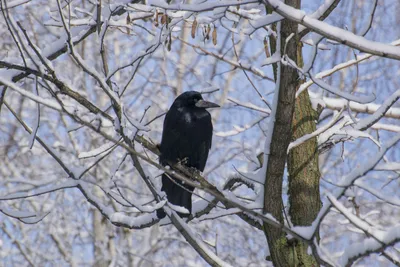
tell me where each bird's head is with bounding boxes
[173,91,220,109]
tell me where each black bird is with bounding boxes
[157,91,219,219]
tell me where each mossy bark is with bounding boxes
[263,1,321,266]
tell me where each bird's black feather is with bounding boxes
[157,91,217,219]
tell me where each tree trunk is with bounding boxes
[93,186,113,267]
[92,167,116,266]
[287,44,322,267]
[263,0,321,266]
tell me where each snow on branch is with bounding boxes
[288,108,343,152]
[298,39,400,98]
[78,141,119,159]
[4,101,77,179]
[3,101,163,228]
[148,0,259,12]
[371,123,400,132]
[298,0,340,36]
[227,97,271,114]
[244,12,283,35]
[0,77,62,111]
[328,194,400,267]
[354,90,400,131]
[110,212,159,229]
[0,205,48,224]
[178,37,273,81]
[170,211,233,267]
[5,3,130,84]
[215,116,266,137]
[317,115,381,152]
[310,92,400,120]
[310,73,375,104]
[354,179,400,207]
[0,180,79,201]
[78,181,164,230]
[263,0,400,60]
[303,134,400,241]
[0,0,30,10]
[56,0,121,111]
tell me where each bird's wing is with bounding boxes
[159,107,188,165]
[160,108,213,172]
[192,111,213,171]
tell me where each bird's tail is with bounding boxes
[156,173,193,219]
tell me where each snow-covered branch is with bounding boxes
[297,39,400,98]
[148,0,259,12]
[328,194,400,267]
[307,134,400,240]
[263,0,400,60]
[310,93,400,120]
[0,78,61,110]
[353,90,400,131]
[288,109,343,152]
[298,0,340,36]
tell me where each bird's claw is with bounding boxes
[179,157,189,165]
[188,167,200,176]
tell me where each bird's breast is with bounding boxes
[183,112,192,123]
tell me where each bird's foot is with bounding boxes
[188,166,200,176]
[178,157,189,165]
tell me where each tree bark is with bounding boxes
[287,44,322,267]
[262,0,300,264]
[263,0,321,266]
[93,186,114,267]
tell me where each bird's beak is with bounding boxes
[195,99,220,108]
